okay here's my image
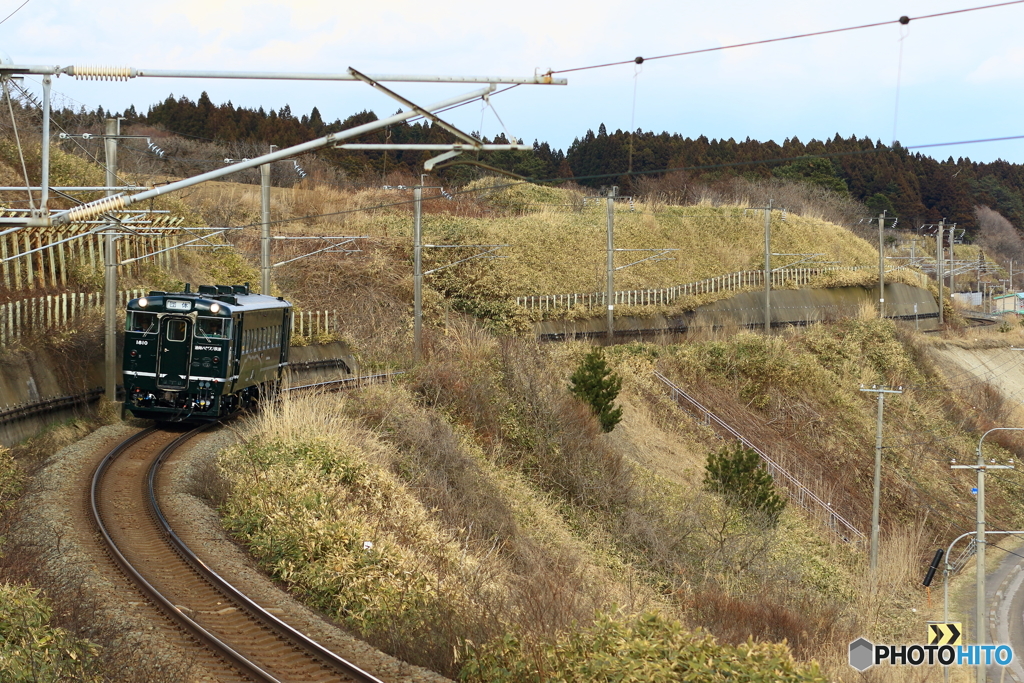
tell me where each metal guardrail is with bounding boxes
[0,386,104,425]
[0,359,373,428]
[654,371,866,546]
[288,357,352,374]
[285,371,403,393]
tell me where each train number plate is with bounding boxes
[166,299,191,311]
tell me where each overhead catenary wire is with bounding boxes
[0,0,32,27]
[546,1,1024,75]
[3,80,35,210]
[892,21,910,146]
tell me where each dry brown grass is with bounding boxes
[225,384,649,675]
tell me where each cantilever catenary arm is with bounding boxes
[348,68,482,146]
[51,85,495,226]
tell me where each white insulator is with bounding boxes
[64,195,128,223]
[73,65,135,81]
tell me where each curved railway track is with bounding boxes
[91,423,385,683]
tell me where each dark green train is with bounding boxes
[122,284,292,422]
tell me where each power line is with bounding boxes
[0,0,32,27]
[548,1,1024,75]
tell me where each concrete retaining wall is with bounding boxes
[534,283,940,339]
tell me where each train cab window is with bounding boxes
[165,319,188,342]
[197,317,232,340]
[126,311,158,334]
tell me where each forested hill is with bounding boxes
[95,92,1024,235]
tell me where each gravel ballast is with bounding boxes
[12,423,452,683]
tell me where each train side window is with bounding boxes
[165,319,187,342]
[126,311,158,334]
[197,317,231,339]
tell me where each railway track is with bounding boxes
[91,423,385,683]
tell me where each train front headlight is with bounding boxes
[138,297,148,308]
[210,303,220,314]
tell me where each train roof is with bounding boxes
[126,284,291,316]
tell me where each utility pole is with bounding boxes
[878,212,886,318]
[875,212,897,318]
[859,384,903,574]
[40,75,51,213]
[413,181,423,363]
[764,203,772,333]
[937,219,945,325]
[606,186,617,341]
[103,118,119,403]
[949,236,956,304]
[743,200,777,332]
[260,144,277,294]
[952,428,1018,683]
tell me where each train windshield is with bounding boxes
[126,311,158,334]
[165,319,188,342]
[196,317,232,340]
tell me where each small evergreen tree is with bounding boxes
[704,442,786,528]
[568,349,623,433]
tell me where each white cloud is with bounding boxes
[968,47,1024,84]
[2,0,1024,161]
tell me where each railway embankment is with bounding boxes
[200,317,1024,681]
[534,282,941,339]
[4,422,448,682]
[0,339,356,447]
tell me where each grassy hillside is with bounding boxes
[184,178,884,294]
[212,316,1024,682]
[153,177,927,345]
[3,137,1015,681]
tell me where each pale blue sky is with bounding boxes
[3,0,1024,164]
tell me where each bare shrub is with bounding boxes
[351,386,520,549]
[975,205,1024,266]
[634,173,869,231]
[632,171,691,208]
[186,452,232,507]
[683,585,851,660]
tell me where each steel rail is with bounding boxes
[284,371,403,394]
[0,356,362,427]
[146,429,384,683]
[90,425,283,683]
[0,387,102,425]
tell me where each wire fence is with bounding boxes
[0,290,344,347]
[0,289,146,346]
[654,370,866,546]
[290,309,340,339]
[515,265,877,311]
[0,226,183,290]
